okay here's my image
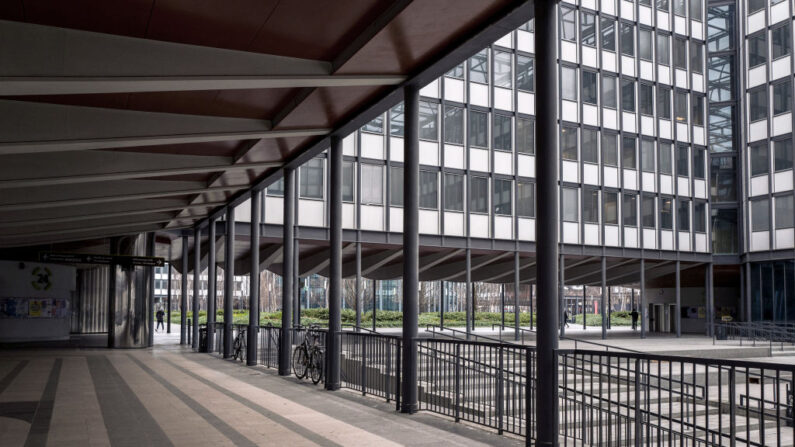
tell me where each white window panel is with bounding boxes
[443,211,465,236]
[774,171,793,193]
[747,10,766,35]
[751,231,770,251]
[775,229,795,249]
[518,217,536,241]
[418,209,438,234]
[773,113,792,137]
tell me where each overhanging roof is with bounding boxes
[0,0,534,248]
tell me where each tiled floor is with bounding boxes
[0,336,521,447]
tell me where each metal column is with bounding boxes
[326,135,342,390]
[559,254,565,337]
[147,233,155,348]
[180,235,188,345]
[465,248,472,338]
[706,263,714,337]
[640,258,646,339]
[247,190,261,365]
[601,257,607,340]
[167,245,172,334]
[279,168,295,376]
[500,284,505,327]
[401,83,419,414]
[514,251,520,341]
[582,286,586,330]
[355,242,361,330]
[193,227,201,350]
[675,260,681,338]
[440,280,445,328]
[372,279,377,332]
[223,207,235,358]
[207,218,216,352]
[535,0,559,442]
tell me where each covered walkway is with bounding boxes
[0,342,519,447]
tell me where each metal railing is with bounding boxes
[714,321,795,353]
[425,324,517,345]
[491,323,536,344]
[339,331,402,410]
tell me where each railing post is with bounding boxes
[634,358,642,447]
[525,348,532,447]
[279,168,295,375]
[361,336,367,396]
[396,339,401,412]
[729,366,736,447]
[386,339,392,403]
[455,343,461,422]
[497,346,504,435]
[247,190,261,366]
[224,206,235,358]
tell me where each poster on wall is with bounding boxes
[0,298,66,319]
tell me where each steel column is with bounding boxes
[706,263,714,337]
[501,284,505,327]
[247,190,261,365]
[223,207,235,358]
[279,168,295,375]
[207,218,216,352]
[167,245,172,334]
[514,251,520,341]
[192,227,200,350]
[355,242,361,330]
[440,280,446,328]
[400,83,419,414]
[147,233,155,348]
[640,258,646,339]
[465,248,472,337]
[180,235,188,344]
[372,279,377,332]
[326,135,342,390]
[582,285,586,330]
[534,0,559,442]
[601,256,607,340]
[559,254,565,337]
[675,260,681,338]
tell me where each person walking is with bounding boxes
[156,307,165,332]
[631,308,639,331]
[563,310,570,328]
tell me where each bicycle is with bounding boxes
[232,326,247,362]
[292,326,324,384]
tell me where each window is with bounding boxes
[601,18,616,51]
[582,128,598,163]
[494,51,512,88]
[708,55,734,102]
[677,145,689,177]
[691,94,704,126]
[604,192,618,225]
[749,0,765,14]
[267,177,284,196]
[444,173,464,211]
[772,23,792,59]
[622,136,637,170]
[694,202,706,232]
[642,196,655,228]
[517,55,534,92]
[639,29,653,60]
[388,104,406,139]
[470,176,488,213]
[520,20,534,32]
[660,198,673,229]
[602,133,618,166]
[562,66,577,101]
[657,0,668,11]
[674,37,687,70]
[709,105,734,153]
[444,106,464,145]
[493,179,512,215]
[690,0,702,21]
[419,170,438,209]
[748,32,767,68]
[776,196,794,229]
[390,167,403,206]
[469,50,488,84]
[752,199,770,232]
[621,78,635,112]
[674,91,687,123]
[581,11,596,47]
[642,140,655,172]
[708,5,735,53]
[659,143,672,175]
[562,188,578,222]
[639,83,654,115]
[419,101,438,141]
[693,147,705,179]
[582,70,598,105]
[711,156,737,202]
[469,111,488,148]
[690,41,703,74]
[517,118,534,154]
[712,208,737,253]
[657,86,671,119]
[360,164,383,205]
[775,139,793,171]
[750,144,768,176]
[750,88,768,121]
[621,23,634,57]
[299,158,324,199]
[561,127,578,161]
[774,81,792,115]
[583,189,599,223]
[673,0,685,16]
[493,114,512,151]
[561,6,576,41]
[363,115,383,133]
[602,75,617,109]
[517,182,535,217]
[678,200,690,231]
[342,161,354,202]
[657,33,670,65]
[623,194,637,226]
[446,63,464,79]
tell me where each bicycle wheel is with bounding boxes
[292,346,308,379]
[232,337,242,360]
[309,348,323,385]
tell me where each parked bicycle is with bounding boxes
[292,326,324,384]
[232,326,247,362]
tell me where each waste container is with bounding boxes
[715,324,727,341]
[199,326,208,352]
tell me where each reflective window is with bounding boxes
[772,23,792,60]
[604,192,618,225]
[712,208,737,253]
[622,136,636,170]
[623,193,637,227]
[581,11,596,47]
[444,106,464,145]
[469,111,488,148]
[657,86,671,119]
[602,75,617,109]
[694,148,706,179]
[673,0,685,16]
[562,66,577,101]
[642,140,655,172]
[775,139,793,171]
[517,55,534,92]
[710,156,737,202]
[299,158,324,199]
[749,0,765,14]
[774,81,792,115]
[659,142,673,175]
[446,63,464,79]
[363,115,383,133]
[707,5,734,52]
[621,78,635,113]
[708,105,734,152]
[562,188,579,222]
[639,28,653,60]
[494,51,512,88]
[517,182,535,217]
[751,144,768,176]
[639,83,654,116]
[601,18,616,51]
[621,23,634,57]
[390,104,404,137]
[660,197,673,229]
[642,196,655,228]
[390,167,403,206]
[674,90,687,123]
[493,114,512,151]
[602,133,618,166]
[493,179,512,216]
[561,6,576,41]
[694,202,707,232]
[444,173,464,212]
[268,177,284,196]
[749,88,768,122]
[517,118,534,154]
[561,126,578,161]
[708,55,733,102]
[582,70,598,105]
[678,200,690,231]
[469,50,488,84]
[470,176,488,213]
[419,170,438,209]
[342,161,354,202]
[677,144,689,177]
[361,164,383,205]
[752,199,770,232]
[691,94,704,126]
[674,37,687,70]
[690,0,702,21]
[657,33,670,66]
[690,41,703,74]
[748,32,767,68]
[582,128,598,163]
[776,196,794,229]
[583,189,599,223]
[419,101,438,141]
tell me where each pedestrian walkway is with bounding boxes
[0,341,521,446]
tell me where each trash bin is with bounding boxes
[199,326,208,352]
[715,324,727,341]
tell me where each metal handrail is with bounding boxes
[425,324,519,345]
[490,323,536,343]
[560,335,643,353]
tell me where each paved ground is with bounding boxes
[0,330,521,447]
